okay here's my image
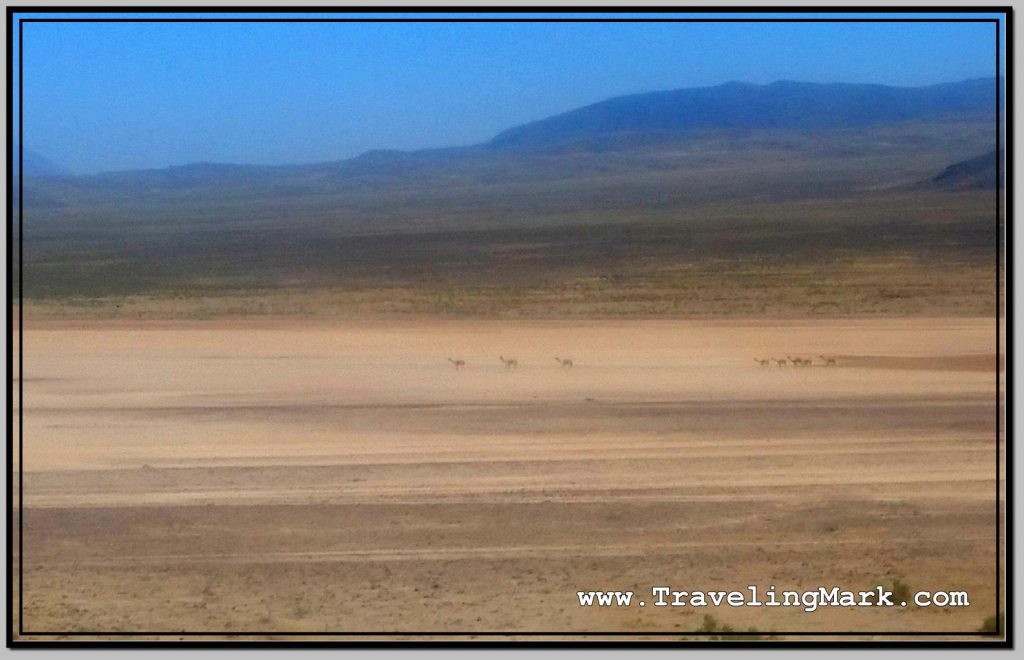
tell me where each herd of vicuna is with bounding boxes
[447,355,838,370]
[754,355,838,367]
[447,357,572,370]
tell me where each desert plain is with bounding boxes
[11,97,1007,641]
[12,316,1004,640]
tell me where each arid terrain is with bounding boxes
[12,317,1004,640]
[11,78,1006,641]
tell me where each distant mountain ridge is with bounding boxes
[490,78,999,151]
[20,77,1000,182]
[18,76,999,214]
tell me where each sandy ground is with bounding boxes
[11,318,1005,640]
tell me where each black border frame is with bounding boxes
[5,4,1013,649]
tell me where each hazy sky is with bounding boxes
[15,12,1003,173]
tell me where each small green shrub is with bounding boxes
[891,579,911,605]
[979,613,1005,636]
[696,614,777,640]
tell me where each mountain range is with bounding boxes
[16,77,1001,311]
[22,77,999,192]
[489,77,998,150]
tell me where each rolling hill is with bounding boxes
[933,149,1004,190]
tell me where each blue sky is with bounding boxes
[14,13,1003,173]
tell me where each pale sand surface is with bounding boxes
[12,318,1004,639]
